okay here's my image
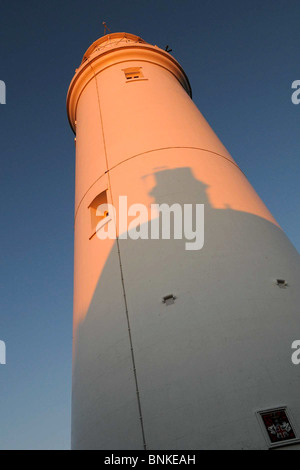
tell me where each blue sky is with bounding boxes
[0,0,299,449]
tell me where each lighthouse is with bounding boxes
[67,32,300,450]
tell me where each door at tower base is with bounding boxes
[67,32,300,450]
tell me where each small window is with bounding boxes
[88,190,109,239]
[162,294,176,306]
[123,67,144,81]
[276,279,288,288]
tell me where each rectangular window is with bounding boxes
[123,67,144,81]
[89,190,108,239]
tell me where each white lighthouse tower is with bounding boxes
[67,32,300,450]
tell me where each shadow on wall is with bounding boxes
[72,166,300,450]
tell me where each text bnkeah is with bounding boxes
[149,455,196,465]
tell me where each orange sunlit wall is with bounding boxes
[67,33,277,349]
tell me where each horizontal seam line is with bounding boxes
[74,146,243,223]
